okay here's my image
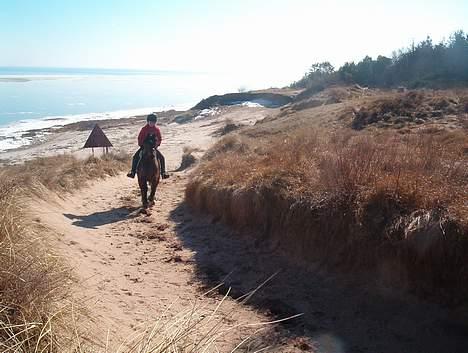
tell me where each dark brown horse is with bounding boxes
[137,136,160,208]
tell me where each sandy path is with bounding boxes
[28,106,308,352]
[32,173,287,351]
[26,105,468,353]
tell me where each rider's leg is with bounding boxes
[127,148,142,178]
[156,150,170,179]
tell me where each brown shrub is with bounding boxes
[176,146,199,171]
[352,90,467,130]
[327,87,347,100]
[202,135,251,162]
[187,127,468,304]
[213,118,243,137]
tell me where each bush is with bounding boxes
[187,127,468,304]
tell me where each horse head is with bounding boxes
[142,134,157,157]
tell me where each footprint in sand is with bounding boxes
[156,223,170,231]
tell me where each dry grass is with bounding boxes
[175,147,199,172]
[213,118,243,137]
[352,90,468,130]
[0,181,77,352]
[84,288,292,353]
[0,153,130,351]
[282,85,374,116]
[2,152,129,194]
[187,122,468,304]
[190,128,467,217]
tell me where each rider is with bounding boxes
[127,113,170,179]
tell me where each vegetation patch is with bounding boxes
[291,30,468,90]
[187,124,468,305]
[176,147,199,171]
[213,119,244,137]
[0,181,77,351]
[0,153,129,351]
[2,152,129,194]
[351,90,468,130]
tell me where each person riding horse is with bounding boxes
[137,133,160,208]
[127,113,170,179]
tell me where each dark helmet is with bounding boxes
[147,113,158,123]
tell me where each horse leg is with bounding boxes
[148,159,161,207]
[148,176,157,207]
[138,175,148,208]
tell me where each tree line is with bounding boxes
[291,30,468,90]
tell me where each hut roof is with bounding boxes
[83,124,113,148]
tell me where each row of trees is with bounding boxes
[291,30,468,90]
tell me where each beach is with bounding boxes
[0,104,271,167]
[0,66,274,155]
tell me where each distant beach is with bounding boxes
[0,76,69,82]
[0,67,257,152]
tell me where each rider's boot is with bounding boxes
[127,151,141,178]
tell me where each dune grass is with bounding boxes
[84,289,288,353]
[1,152,130,194]
[0,180,77,352]
[0,153,127,351]
[187,118,468,304]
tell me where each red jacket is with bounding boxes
[138,124,162,147]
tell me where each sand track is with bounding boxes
[31,173,283,351]
[26,105,468,352]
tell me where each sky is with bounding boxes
[0,0,467,86]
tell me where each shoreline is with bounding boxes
[0,106,191,153]
[0,104,278,166]
[0,88,297,155]
[0,76,73,82]
[0,88,296,165]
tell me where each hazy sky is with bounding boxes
[1,0,466,86]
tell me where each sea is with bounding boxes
[0,67,254,152]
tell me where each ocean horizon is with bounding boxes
[0,67,252,151]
